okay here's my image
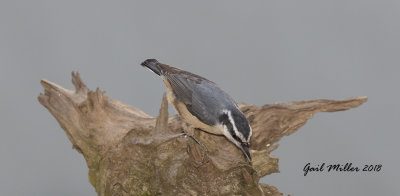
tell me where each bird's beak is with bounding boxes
[240,143,252,162]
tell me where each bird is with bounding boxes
[140,59,252,162]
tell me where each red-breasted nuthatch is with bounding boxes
[141,59,252,162]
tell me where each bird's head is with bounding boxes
[218,109,252,162]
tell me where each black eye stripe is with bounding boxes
[232,112,251,139]
[219,114,242,143]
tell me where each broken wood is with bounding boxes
[38,72,367,196]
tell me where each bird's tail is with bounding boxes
[141,59,161,76]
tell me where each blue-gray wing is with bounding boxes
[165,73,236,126]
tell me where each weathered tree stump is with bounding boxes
[38,72,367,196]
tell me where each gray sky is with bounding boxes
[1,0,398,195]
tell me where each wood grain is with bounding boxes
[38,72,367,196]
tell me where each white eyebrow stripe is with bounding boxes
[248,126,252,143]
[221,124,240,147]
[223,109,246,142]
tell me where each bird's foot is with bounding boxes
[183,130,209,167]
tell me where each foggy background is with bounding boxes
[1,0,398,195]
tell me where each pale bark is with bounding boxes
[38,72,367,196]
